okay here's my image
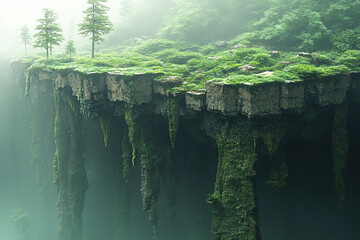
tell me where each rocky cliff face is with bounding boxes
[12,61,360,119]
[11,61,359,240]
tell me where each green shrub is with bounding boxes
[252,53,275,67]
[155,49,202,64]
[312,54,334,66]
[233,47,264,62]
[135,39,175,55]
[338,50,360,69]
[333,28,360,51]
[285,64,324,79]
[200,44,218,55]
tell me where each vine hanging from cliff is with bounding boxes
[100,112,112,147]
[121,127,132,183]
[166,97,179,149]
[54,89,87,240]
[332,101,349,209]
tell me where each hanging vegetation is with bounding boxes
[261,128,288,191]
[99,112,112,147]
[121,127,132,183]
[209,120,260,240]
[54,89,87,240]
[166,97,180,149]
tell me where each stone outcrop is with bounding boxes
[11,61,359,119]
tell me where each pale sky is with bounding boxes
[0,0,123,55]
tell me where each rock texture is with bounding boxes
[10,61,360,119]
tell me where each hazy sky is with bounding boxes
[0,0,123,56]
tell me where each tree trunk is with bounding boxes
[46,47,49,59]
[92,36,95,58]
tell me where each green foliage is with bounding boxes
[333,28,360,51]
[54,90,87,240]
[285,64,350,79]
[324,0,360,32]
[21,25,31,54]
[33,8,64,59]
[254,8,330,51]
[158,1,217,43]
[65,40,76,58]
[338,50,360,70]
[166,98,180,149]
[134,39,175,55]
[199,44,218,55]
[10,209,32,240]
[210,120,260,240]
[154,48,201,64]
[78,0,114,58]
[121,129,132,183]
[22,36,360,93]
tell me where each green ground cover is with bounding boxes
[20,38,360,92]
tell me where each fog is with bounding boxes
[1,0,360,239]
[0,0,124,55]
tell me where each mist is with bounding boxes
[0,0,123,55]
[1,0,360,239]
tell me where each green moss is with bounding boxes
[123,79,142,166]
[121,128,132,183]
[261,128,288,191]
[25,72,30,98]
[332,101,349,209]
[123,108,172,239]
[166,98,180,149]
[137,119,170,240]
[100,112,112,147]
[209,120,260,240]
[134,39,176,55]
[54,89,87,240]
[20,38,360,94]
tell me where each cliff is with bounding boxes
[11,60,359,240]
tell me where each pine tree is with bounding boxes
[20,25,31,54]
[33,8,64,59]
[65,39,76,58]
[78,0,114,58]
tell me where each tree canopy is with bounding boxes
[78,0,114,58]
[65,39,76,58]
[20,25,31,54]
[33,8,64,59]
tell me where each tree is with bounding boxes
[65,39,76,58]
[78,0,114,58]
[21,25,31,54]
[33,8,64,59]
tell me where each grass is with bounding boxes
[20,38,360,92]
